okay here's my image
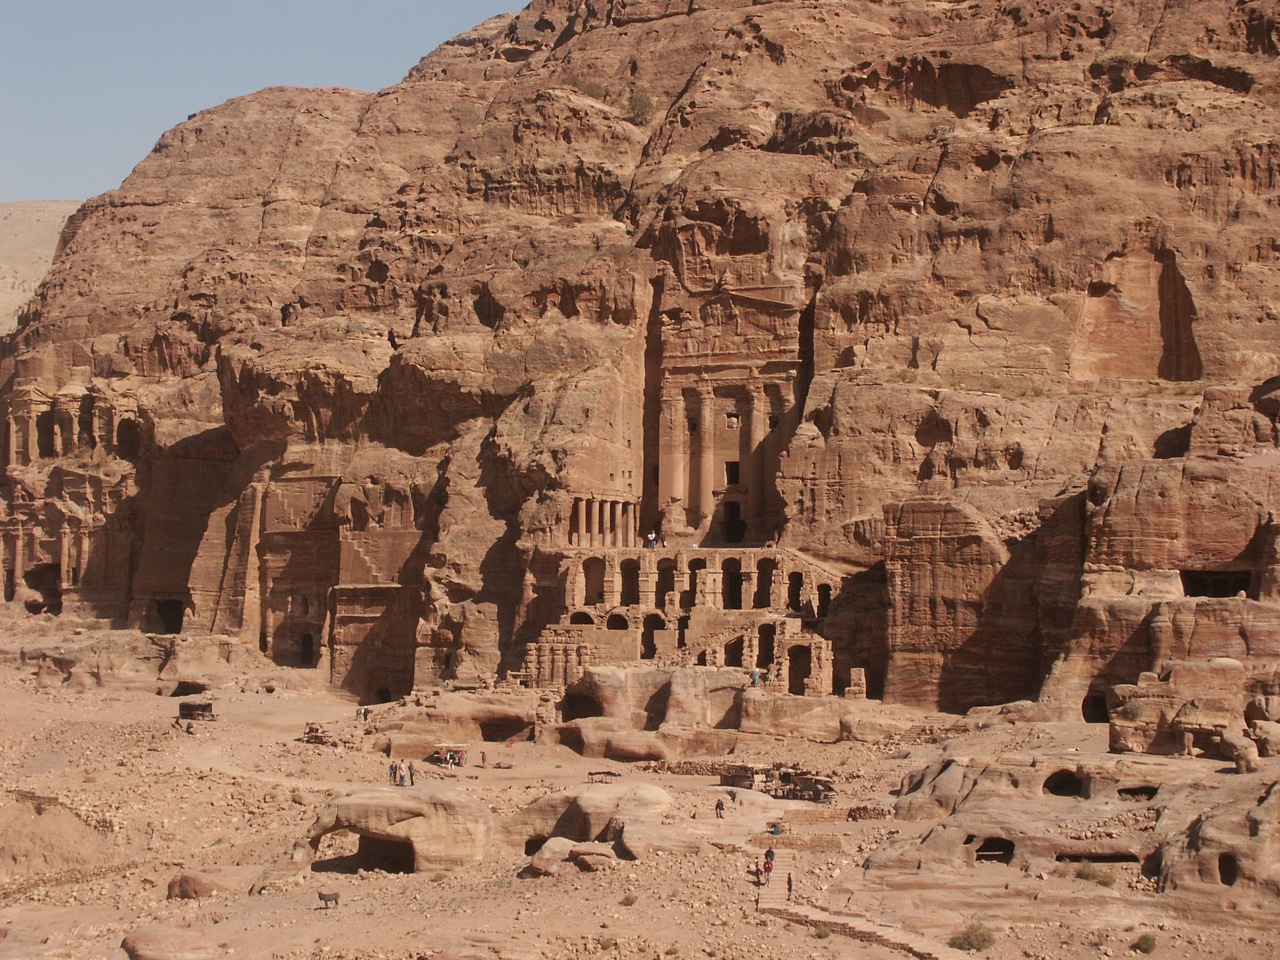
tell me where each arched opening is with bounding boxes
[116,418,142,460]
[641,614,664,660]
[788,645,812,696]
[582,557,606,606]
[1119,786,1159,801]
[724,636,743,668]
[723,501,746,544]
[569,611,595,625]
[374,687,394,704]
[155,598,184,634]
[1219,852,1239,886]
[721,558,743,610]
[1082,693,1110,724]
[35,410,55,459]
[300,633,315,666]
[620,559,641,606]
[353,836,415,874]
[23,564,62,615]
[77,395,96,449]
[756,624,775,670]
[656,560,676,608]
[561,693,604,721]
[817,583,832,617]
[1043,770,1084,798]
[754,558,776,608]
[787,572,803,612]
[696,650,708,666]
[478,718,533,741]
[975,838,1016,864]
[606,613,629,631]
[685,558,706,609]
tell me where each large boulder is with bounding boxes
[501,781,672,849]
[121,924,220,960]
[304,786,491,873]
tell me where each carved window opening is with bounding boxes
[1082,693,1109,724]
[725,461,740,486]
[35,410,55,459]
[788,644,811,695]
[300,632,315,666]
[656,560,676,607]
[620,560,640,606]
[24,564,62,615]
[787,572,804,612]
[975,838,1015,864]
[685,559,706,609]
[582,557,606,605]
[354,836,414,874]
[606,614,629,631]
[569,611,595,625]
[754,559,776,609]
[561,693,603,721]
[155,598,184,634]
[722,558,743,609]
[1219,853,1239,886]
[724,636,744,668]
[116,418,142,460]
[817,583,832,617]
[756,624,775,669]
[1043,770,1084,797]
[723,501,746,544]
[641,614,664,659]
[1181,570,1253,599]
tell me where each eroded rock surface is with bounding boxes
[3,0,1280,735]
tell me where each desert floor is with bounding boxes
[0,613,1271,960]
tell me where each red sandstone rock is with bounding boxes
[5,0,1280,732]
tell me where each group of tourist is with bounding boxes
[643,530,668,549]
[388,759,416,786]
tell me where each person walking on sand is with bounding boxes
[715,797,725,819]
[408,760,416,786]
[389,760,397,785]
[762,857,774,886]
[787,872,793,900]
[397,759,407,787]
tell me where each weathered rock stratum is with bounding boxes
[7,0,1280,728]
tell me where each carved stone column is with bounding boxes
[747,386,768,537]
[659,385,686,517]
[696,388,715,524]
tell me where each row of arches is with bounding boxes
[578,554,834,615]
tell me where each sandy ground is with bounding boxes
[0,614,1272,960]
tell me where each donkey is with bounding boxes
[317,890,339,909]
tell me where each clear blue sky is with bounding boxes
[0,1,526,201]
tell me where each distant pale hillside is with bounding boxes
[0,201,81,334]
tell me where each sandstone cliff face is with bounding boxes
[6,0,1280,714]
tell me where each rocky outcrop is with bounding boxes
[276,786,493,878]
[7,0,1280,725]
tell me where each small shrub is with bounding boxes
[1075,861,1115,886]
[626,88,655,124]
[598,938,617,950]
[948,923,996,953]
[813,926,832,939]
[1132,934,1158,954]
[569,76,606,100]
[619,893,637,906]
